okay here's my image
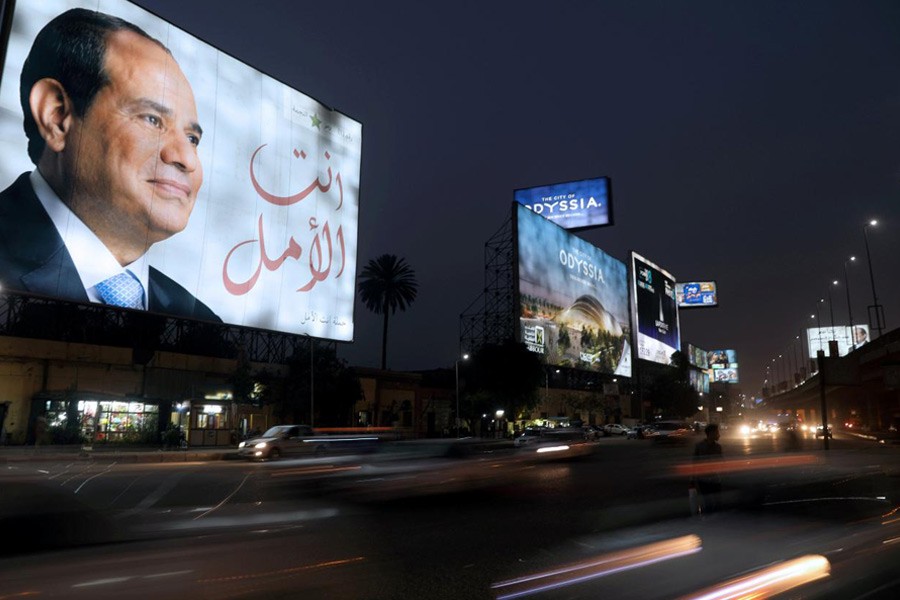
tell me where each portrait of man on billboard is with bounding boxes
[0,8,220,322]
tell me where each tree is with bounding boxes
[282,342,361,426]
[357,254,418,370]
[461,340,543,430]
[645,350,699,419]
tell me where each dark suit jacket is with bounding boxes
[0,173,221,323]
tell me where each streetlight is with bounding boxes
[809,314,820,372]
[779,354,785,390]
[302,334,315,428]
[843,256,856,350]
[863,220,885,338]
[772,357,778,391]
[545,367,560,400]
[455,353,469,438]
[828,280,838,346]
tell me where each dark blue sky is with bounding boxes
[136,0,900,395]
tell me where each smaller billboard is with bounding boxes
[708,349,737,369]
[806,325,869,358]
[631,252,680,365]
[515,177,612,230]
[712,368,739,384]
[707,349,738,383]
[689,369,710,393]
[676,281,718,308]
[687,343,709,369]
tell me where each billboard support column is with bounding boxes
[817,351,829,450]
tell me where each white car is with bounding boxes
[514,428,546,447]
[237,424,321,459]
[603,423,630,436]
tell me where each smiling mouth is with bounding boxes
[149,179,192,198]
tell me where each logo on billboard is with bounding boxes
[514,177,612,230]
[523,325,546,354]
[676,281,718,308]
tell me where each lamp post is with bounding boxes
[863,220,885,338]
[545,367,560,401]
[772,357,778,392]
[779,354,786,390]
[455,353,469,438]
[303,334,315,428]
[810,314,820,372]
[843,256,856,350]
[828,281,838,347]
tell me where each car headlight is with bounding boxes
[238,441,246,448]
[254,442,268,449]
[740,425,751,435]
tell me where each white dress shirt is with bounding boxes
[30,170,150,308]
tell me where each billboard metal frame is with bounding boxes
[0,290,327,364]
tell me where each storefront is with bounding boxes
[34,393,162,445]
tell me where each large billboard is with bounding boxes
[806,326,869,357]
[0,0,361,341]
[514,176,612,231]
[631,252,680,365]
[515,204,631,376]
[707,349,739,384]
[676,281,718,308]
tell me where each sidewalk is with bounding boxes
[0,444,241,463]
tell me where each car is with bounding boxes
[651,420,692,443]
[603,423,630,436]
[815,424,833,438]
[237,424,322,459]
[514,427,546,447]
[627,425,658,439]
[581,425,601,440]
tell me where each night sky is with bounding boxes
[134,0,900,396]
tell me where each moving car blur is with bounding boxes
[2,423,898,599]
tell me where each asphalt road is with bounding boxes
[1,431,898,599]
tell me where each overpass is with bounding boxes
[761,328,900,434]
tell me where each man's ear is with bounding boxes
[29,78,74,153]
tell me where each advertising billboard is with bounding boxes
[689,369,710,394]
[712,368,739,384]
[515,204,631,376]
[687,343,709,369]
[0,0,361,341]
[514,176,612,231]
[707,349,738,384]
[676,281,718,308]
[631,252,680,365]
[806,326,869,358]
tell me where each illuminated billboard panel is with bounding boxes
[514,176,612,230]
[676,281,718,308]
[689,369,710,394]
[708,349,738,369]
[687,343,709,369]
[0,0,361,341]
[806,326,869,358]
[707,349,738,384]
[631,252,680,365]
[515,204,631,376]
[712,368,739,384]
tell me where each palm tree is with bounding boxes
[357,254,418,370]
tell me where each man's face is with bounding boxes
[63,30,202,248]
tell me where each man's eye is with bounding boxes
[187,134,200,147]
[143,114,161,127]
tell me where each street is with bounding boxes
[1,431,898,599]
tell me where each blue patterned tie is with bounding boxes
[95,271,145,309]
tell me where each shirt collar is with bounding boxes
[30,170,150,308]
